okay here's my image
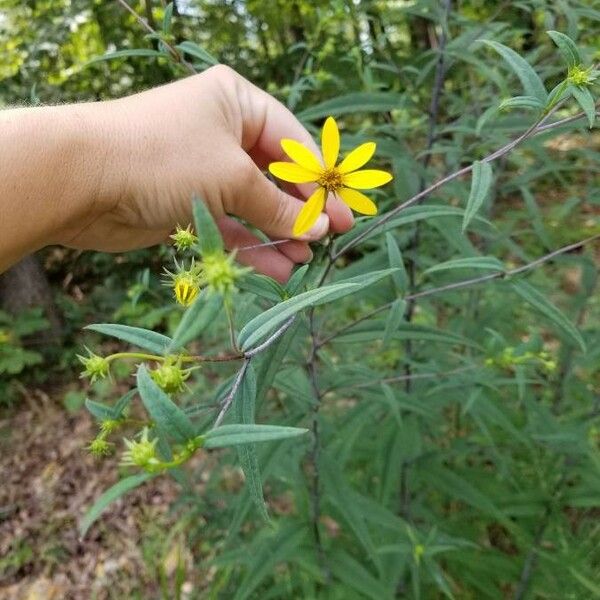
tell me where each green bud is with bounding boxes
[150,359,190,394]
[170,224,198,252]
[87,437,113,457]
[100,419,122,435]
[78,350,110,382]
[567,64,596,87]
[121,427,161,471]
[200,252,250,296]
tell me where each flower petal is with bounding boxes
[269,162,319,184]
[293,187,326,237]
[338,142,376,174]
[337,187,378,215]
[321,116,340,169]
[281,139,322,172]
[342,169,393,189]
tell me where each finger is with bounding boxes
[269,238,312,263]
[217,216,294,283]
[327,193,354,233]
[238,84,354,233]
[278,181,353,235]
[226,156,329,241]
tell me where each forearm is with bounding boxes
[0,104,113,271]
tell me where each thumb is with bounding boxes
[226,153,329,241]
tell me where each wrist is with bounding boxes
[51,101,130,248]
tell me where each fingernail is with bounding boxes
[300,213,329,241]
[303,248,314,263]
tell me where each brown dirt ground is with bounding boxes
[0,395,186,600]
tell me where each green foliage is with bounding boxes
[3,1,600,598]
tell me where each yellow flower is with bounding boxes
[268,116,393,236]
[172,271,200,306]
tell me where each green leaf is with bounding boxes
[480,40,547,102]
[499,95,545,111]
[547,30,582,68]
[168,291,222,352]
[192,196,223,255]
[285,264,310,296]
[176,41,219,66]
[239,269,397,350]
[424,256,504,275]
[232,364,269,521]
[462,161,493,232]
[203,424,308,448]
[79,473,155,537]
[570,84,596,128]
[85,48,167,66]
[238,284,356,350]
[162,2,174,35]
[297,92,404,120]
[84,324,172,354]
[386,233,409,292]
[113,389,137,418]
[511,281,586,352]
[85,398,116,421]
[238,273,284,302]
[334,205,493,252]
[329,551,391,600]
[383,298,406,347]
[136,365,196,443]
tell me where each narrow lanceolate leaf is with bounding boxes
[239,269,397,350]
[480,40,547,103]
[570,85,596,128]
[386,233,409,292]
[176,41,219,66]
[136,365,196,443]
[285,264,309,296]
[511,280,586,352]
[162,2,174,35]
[462,161,493,233]
[84,324,171,354]
[85,48,167,66]
[232,364,269,521]
[113,389,137,418]
[334,205,493,252]
[547,30,582,68]
[85,398,117,421]
[192,196,223,255]
[169,291,222,352]
[237,273,285,302]
[297,92,404,120]
[203,424,308,448]
[383,299,406,347]
[79,473,155,537]
[424,256,504,275]
[499,95,545,111]
[238,284,357,350]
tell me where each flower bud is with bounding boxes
[173,271,201,306]
[170,225,198,252]
[150,361,190,394]
[87,437,113,457]
[121,427,160,471]
[78,350,110,382]
[200,252,250,296]
[567,64,596,87]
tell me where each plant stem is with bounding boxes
[317,234,600,347]
[224,299,239,353]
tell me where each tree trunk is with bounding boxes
[0,255,62,346]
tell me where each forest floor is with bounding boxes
[0,393,194,600]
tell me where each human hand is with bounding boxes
[62,65,354,281]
